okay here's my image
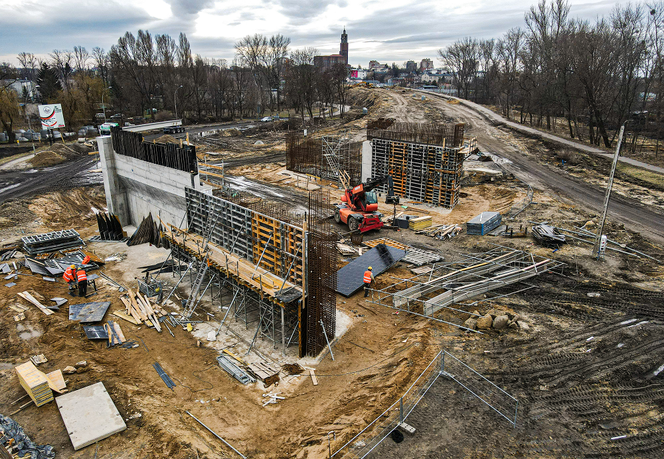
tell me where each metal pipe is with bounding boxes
[185,411,246,458]
[320,319,334,361]
[162,261,194,305]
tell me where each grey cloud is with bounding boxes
[165,0,215,15]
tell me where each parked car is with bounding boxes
[260,116,272,122]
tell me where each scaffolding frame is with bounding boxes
[365,247,565,330]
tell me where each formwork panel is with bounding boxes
[370,138,465,209]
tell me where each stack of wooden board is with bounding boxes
[408,216,433,231]
[118,289,163,332]
[363,237,412,252]
[15,362,53,407]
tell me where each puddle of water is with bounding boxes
[16,323,42,340]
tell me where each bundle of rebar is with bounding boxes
[96,212,124,241]
[127,213,168,248]
[368,122,465,147]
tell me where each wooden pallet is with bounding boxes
[363,238,411,252]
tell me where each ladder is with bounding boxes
[183,254,210,318]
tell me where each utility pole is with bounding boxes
[593,124,625,259]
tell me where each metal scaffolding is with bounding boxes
[164,187,336,357]
[366,247,565,330]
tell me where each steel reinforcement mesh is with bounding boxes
[305,190,337,356]
[286,133,361,184]
[368,122,465,148]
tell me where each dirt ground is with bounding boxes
[2,87,664,458]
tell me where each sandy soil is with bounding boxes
[2,87,664,459]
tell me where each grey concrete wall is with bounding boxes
[98,135,206,228]
[361,140,372,182]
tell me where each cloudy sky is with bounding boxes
[1,0,621,68]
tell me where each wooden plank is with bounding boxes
[17,291,54,316]
[119,297,143,324]
[112,310,140,325]
[309,369,318,386]
[113,322,126,342]
[45,370,67,393]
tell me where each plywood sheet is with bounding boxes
[56,382,126,451]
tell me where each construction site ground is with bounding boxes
[0,87,663,458]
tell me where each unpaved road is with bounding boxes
[387,90,664,244]
[0,156,98,202]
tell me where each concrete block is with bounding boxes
[56,381,126,450]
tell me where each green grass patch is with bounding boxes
[616,162,664,191]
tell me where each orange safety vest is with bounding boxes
[83,255,91,264]
[77,270,87,282]
[63,267,75,282]
[363,270,372,284]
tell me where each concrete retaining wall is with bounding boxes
[98,136,206,227]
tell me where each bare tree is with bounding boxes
[92,47,110,86]
[73,46,90,73]
[438,37,479,99]
[17,52,38,81]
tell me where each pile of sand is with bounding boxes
[154,134,178,144]
[28,151,66,168]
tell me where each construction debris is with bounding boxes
[0,414,55,459]
[30,354,48,366]
[417,223,462,240]
[17,291,54,316]
[532,224,566,247]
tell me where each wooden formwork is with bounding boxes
[185,188,305,286]
[371,138,465,209]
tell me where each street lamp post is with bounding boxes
[174,85,183,120]
[101,86,112,122]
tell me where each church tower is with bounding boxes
[340,27,348,65]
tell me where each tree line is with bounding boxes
[0,32,349,141]
[439,0,664,153]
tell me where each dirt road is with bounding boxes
[0,156,99,202]
[385,90,664,244]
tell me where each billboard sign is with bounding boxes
[350,70,358,78]
[38,104,66,129]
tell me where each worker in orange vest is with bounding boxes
[363,266,374,297]
[77,269,88,297]
[82,255,91,265]
[63,264,77,296]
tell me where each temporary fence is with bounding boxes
[439,351,518,427]
[331,350,518,458]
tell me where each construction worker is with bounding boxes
[63,264,77,296]
[82,255,91,265]
[363,266,374,297]
[77,269,88,298]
